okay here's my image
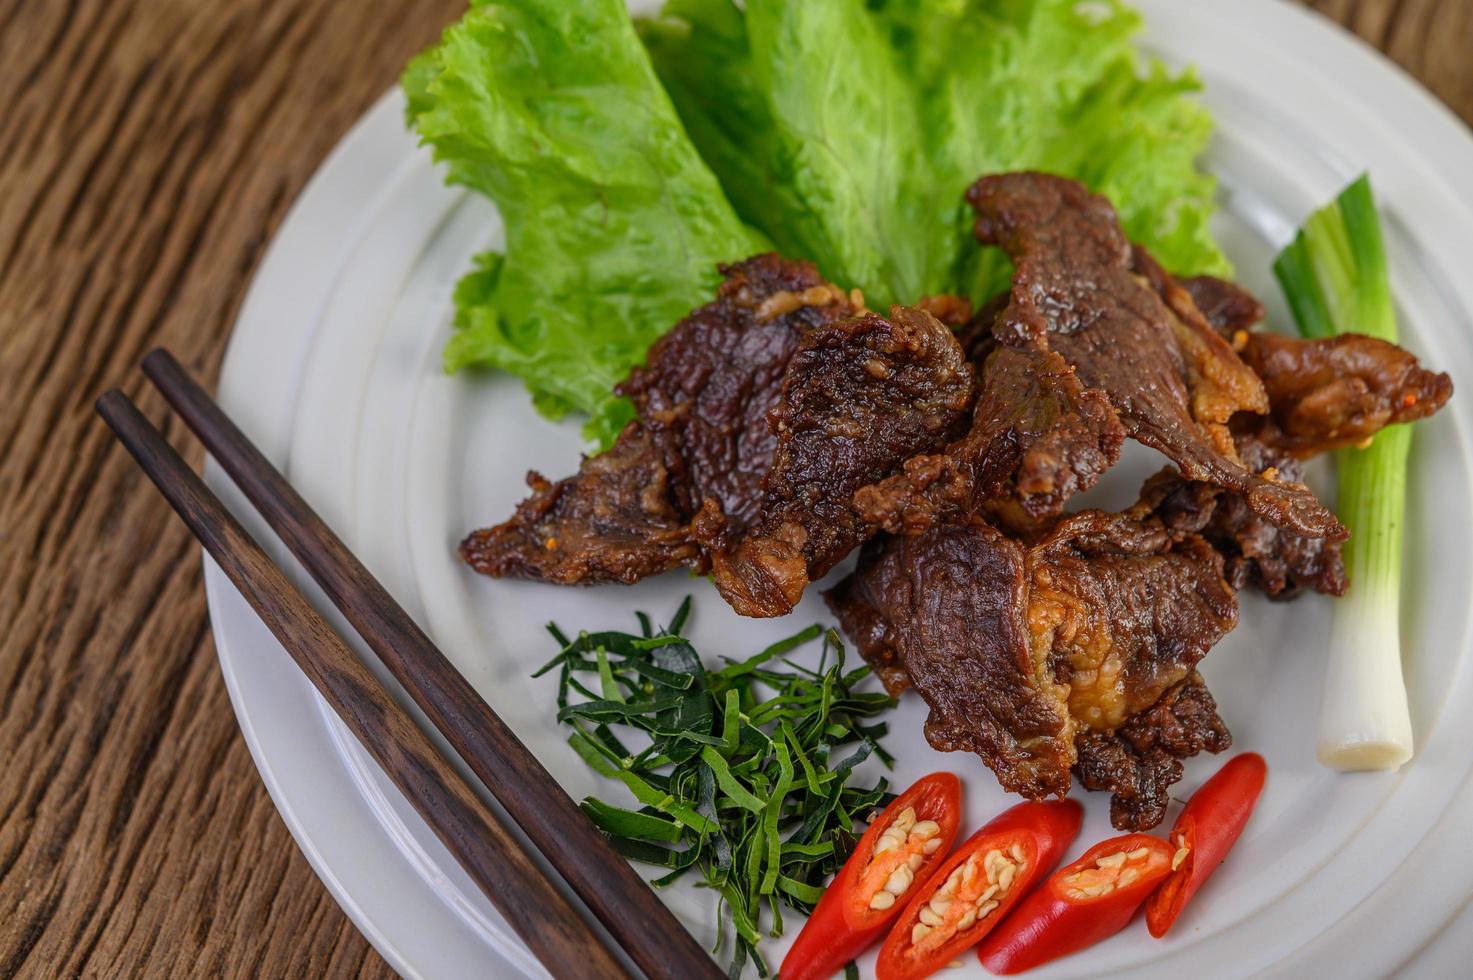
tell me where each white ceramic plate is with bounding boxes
[204,1,1473,977]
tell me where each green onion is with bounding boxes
[1273,175,1414,770]
[540,600,896,976]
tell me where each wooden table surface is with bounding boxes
[1,1,1469,976]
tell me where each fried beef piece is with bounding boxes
[619,255,861,532]
[966,172,1345,542]
[1175,274,1450,456]
[1166,268,1451,456]
[710,307,974,617]
[460,425,701,584]
[1134,431,1347,598]
[1239,331,1453,455]
[854,343,1122,535]
[1075,673,1231,830]
[464,256,975,612]
[1132,246,1274,433]
[825,519,1076,798]
[1030,512,1237,733]
[460,254,858,584]
[1128,270,1444,595]
[826,510,1237,827]
[1127,274,1446,596]
[1180,276,1266,339]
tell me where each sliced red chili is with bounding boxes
[977,832,1174,975]
[780,772,961,980]
[1147,752,1267,938]
[874,800,1083,980]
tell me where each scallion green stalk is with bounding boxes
[1273,175,1414,771]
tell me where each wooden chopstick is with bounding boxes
[96,389,631,979]
[134,350,723,980]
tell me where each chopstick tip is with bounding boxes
[95,388,128,419]
[141,347,176,378]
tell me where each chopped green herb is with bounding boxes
[540,599,896,976]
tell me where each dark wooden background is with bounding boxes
[1,1,1468,976]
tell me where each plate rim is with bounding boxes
[204,2,1473,977]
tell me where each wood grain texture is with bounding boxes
[0,1,1469,978]
[94,389,632,980]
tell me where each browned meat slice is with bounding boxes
[463,257,975,612]
[1075,673,1231,831]
[966,172,1345,541]
[710,307,974,617]
[460,426,700,584]
[826,510,1237,827]
[460,254,859,584]
[824,519,1076,799]
[1180,276,1266,339]
[1125,288,1448,597]
[619,254,861,533]
[1239,331,1453,456]
[1030,512,1237,734]
[1134,431,1347,598]
[854,343,1123,535]
[1132,246,1272,432]
[1159,273,1449,456]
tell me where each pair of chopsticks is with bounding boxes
[97,350,722,980]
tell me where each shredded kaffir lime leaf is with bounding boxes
[535,598,896,977]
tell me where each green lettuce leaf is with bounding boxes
[409,0,1229,447]
[640,0,1229,307]
[404,0,766,445]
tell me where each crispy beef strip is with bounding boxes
[854,343,1123,535]
[966,172,1345,542]
[710,306,974,617]
[1239,331,1452,456]
[1187,331,1446,594]
[1140,274,1448,595]
[1133,431,1347,598]
[460,254,858,584]
[460,425,701,584]
[1131,246,1272,436]
[826,510,1237,828]
[1138,328,1452,598]
[1178,272,1451,456]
